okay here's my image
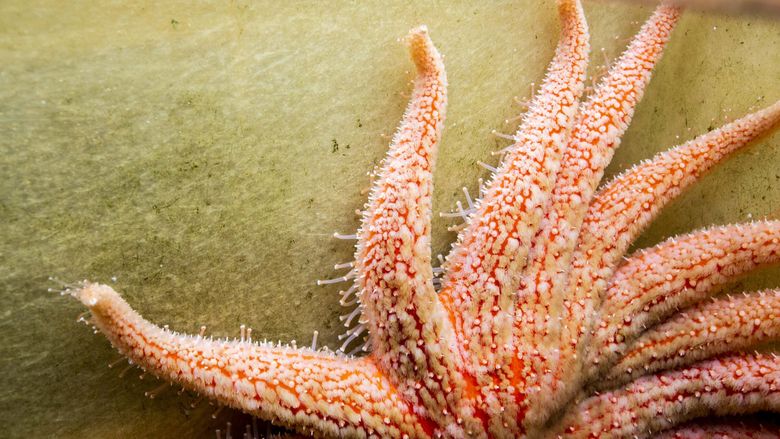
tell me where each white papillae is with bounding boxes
[71,1,780,437]
[606,290,780,385]
[557,354,780,438]
[515,5,682,427]
[73,283,425,438]
[655,420,780,439]
[594,221,780,371]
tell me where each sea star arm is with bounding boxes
[655,419,780,439]
[437,0,589,375]
[354,27,483,435]
[434,2,590,432]
[567,101,780,348]
[577,100,780,278]
[546,2,683,334]
[513,3,681,423]
[71,283,427,438]
[515,3,681,347]
[593,221,780,368]
[555,354,780,438]
[603,289,780,387]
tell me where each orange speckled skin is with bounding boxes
[72,1,780,437]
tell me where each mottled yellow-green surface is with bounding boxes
[1,1,778,438]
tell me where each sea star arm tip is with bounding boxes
[72,282,428,438]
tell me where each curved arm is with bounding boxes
[603,289,780,387]
[72,283,429,438]
[555,354,780,438]
[571,101,780,355]
[353,27,485,435]
[592,221,780,370]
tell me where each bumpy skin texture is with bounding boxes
[70,1,780,438]
[655,419,780,439]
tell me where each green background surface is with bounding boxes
[1,1,778,437]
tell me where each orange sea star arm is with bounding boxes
[434,0,590,432]
[439,0,589,368]
[512,4,681,426]
[568,101,780,348]
[557,354,780,438]
[72,283,427,438]
[354,27,483,436]
[593,221,780,369]
[605,289,780,386]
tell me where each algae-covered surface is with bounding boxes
[1,1,779,437]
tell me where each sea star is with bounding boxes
[66,1,780,437]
